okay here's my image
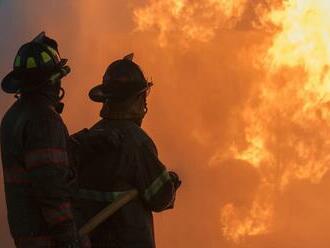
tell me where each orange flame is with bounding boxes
[134,0,248,46]
[135,0,330,243]
[220,0,330,242]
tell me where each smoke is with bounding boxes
[1,0,330,248]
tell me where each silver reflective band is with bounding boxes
[144,170,171,201]
[49,66,71,84]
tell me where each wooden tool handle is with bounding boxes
[79,189,139,236]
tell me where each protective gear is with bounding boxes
[89,53,152,103]
[0,91,79,246]
[1,31,70,94]
[72,119,180,248]
[169,171,182,189]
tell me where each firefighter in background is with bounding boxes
[72,54,181,247]
[0,33,88,247]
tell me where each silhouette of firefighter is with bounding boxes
[71,54,181,247]
[0,33,89,247]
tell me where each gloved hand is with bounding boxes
[169,171,181,189]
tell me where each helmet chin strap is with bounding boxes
[54,87,65,113]
[58,87,65,100]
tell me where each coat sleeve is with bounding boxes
[132,139,180,212]
[23,116,78,242]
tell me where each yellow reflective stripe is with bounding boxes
[26,57,37,68]
[144,170,171,201]
[14,56,21,67]
[41,51,51,63]
[47,46,60,61]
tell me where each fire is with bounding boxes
[221,198,274,243]
[134,0,248,46]
[135,0,330,244]
[221,0,330,242]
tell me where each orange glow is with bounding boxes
[134,0,330,243]
[217,0,330,242]
[2,0,330,247]
[134,0,248,46]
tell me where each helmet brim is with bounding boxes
[88,84,106,102]
[89,82,152,103]
[1,60,70,94]
[1,71,23,94]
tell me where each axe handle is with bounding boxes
[79,189,139,236]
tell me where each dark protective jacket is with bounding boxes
[0,94,78,246]
[72,119,179,248]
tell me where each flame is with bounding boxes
[136,0,330,243]
[134,0,248,46]
[221,198,273,243]
[1,0,330,247]
[219,0,330,242]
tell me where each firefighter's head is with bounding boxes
[89,54,153,125]
[1,32,70,107]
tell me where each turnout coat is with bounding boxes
[0,95,78,247]
[72,119,180,248]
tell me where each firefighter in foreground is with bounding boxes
[72,54,181,247]
[0,33,87,247]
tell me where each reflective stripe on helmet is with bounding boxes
[26,57,37,68]
[14,56,21,67]
[41,51,52,63]
[49,66,71,84]
[47,46,60,63]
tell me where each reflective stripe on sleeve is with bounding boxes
[3,165,31,184]
[144,170,171,201]
[42,202,73,226]
[25,148,69,170]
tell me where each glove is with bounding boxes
[169,171,181,189]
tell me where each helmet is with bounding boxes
[89,53,152,103]
[1,32,70,94]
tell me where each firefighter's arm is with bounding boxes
[23,117,79,245]
[134,141,181,212]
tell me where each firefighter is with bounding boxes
[0,32,88,247]
[71,54,181,247]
